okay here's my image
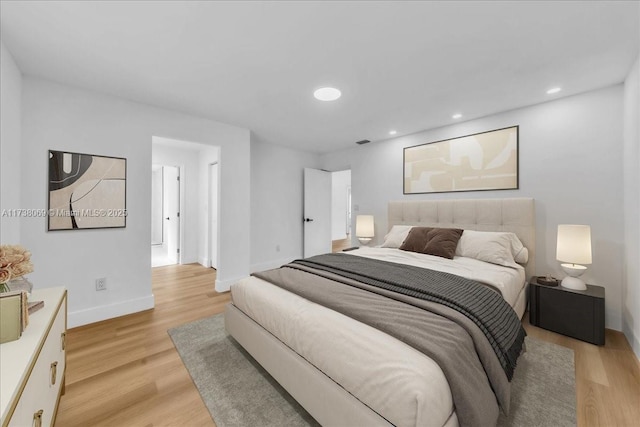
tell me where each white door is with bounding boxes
[164,166,180,264]
[304,168,332,257]
[209,163,218,269]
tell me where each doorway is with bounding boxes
[151,165,181,267]
[303,168,352,257]
[330,169,352,252]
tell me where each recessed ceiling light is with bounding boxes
[313,87,341,101]
[546,87,562,94]
[452,113,462,119]
[389,130,397,135]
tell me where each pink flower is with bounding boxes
[0,267,12,283]
[0,245,34,280]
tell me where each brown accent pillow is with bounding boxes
[423,228,464,259]
[399,227,433,253]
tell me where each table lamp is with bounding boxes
[556,224,592,290]
[356,215,374,245]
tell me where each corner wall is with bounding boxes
[20,77,251,327]
[321,85,625,330]
[250,138,320,271]
[0,42,22,243]
[623,55,640,358]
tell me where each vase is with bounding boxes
[5,276,33,295]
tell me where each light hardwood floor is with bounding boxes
[57,264,640,426]
[57,264,224,426]
[523,316,640,426]
[332,235,352,252]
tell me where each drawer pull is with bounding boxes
[61,331,66,350]
[33,409,43,427]
[50,361,58,386]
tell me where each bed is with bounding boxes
[225,198,535,427]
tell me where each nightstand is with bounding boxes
[529,277,605,345]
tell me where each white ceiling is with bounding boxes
[1,1,638,154]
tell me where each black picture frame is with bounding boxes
[403,125,519,194]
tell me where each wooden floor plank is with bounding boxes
[523,316,640,426]
[57,264,223,426]
[57,264,640,426]
[332,236,352,252]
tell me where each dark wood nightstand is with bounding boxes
[529,277,605,345]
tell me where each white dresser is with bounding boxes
[0,287,67,427]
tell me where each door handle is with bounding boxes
[304,218,314,223]
[166,217,170,220]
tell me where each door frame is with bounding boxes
[176,165,185,265]
[151,165,165,246]
[159,164,184,265]
[207,162,219,269]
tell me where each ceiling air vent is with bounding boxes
[355,139,371,145]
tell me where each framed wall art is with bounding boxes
[48,150,127,230]
[403,125,519,194]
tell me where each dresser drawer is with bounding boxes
[4,292,66,427]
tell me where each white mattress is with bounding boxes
[230,249,525,427]
[231,276,455,427]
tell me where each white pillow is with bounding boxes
[455,230,527,268]
[506,233,529,264]
[381,225,413,248]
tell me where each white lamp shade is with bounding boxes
[556,224,592,265]
[355,215,375,238]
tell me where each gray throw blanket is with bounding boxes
[294,253,526,381]
[254,254,526,427]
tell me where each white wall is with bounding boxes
[20,77,250,327]
[250,138,320,272]
[152,142,201,264]
[322,85,625,329]
[331,170,351,240]
[0,42,22,244]
[623,55,640,358]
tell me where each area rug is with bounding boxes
[168,314,576,427]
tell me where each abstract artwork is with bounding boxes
[48,150,127,230]
[404,126,518,194]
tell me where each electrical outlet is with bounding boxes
[96,277,107,291]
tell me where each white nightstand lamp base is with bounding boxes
[561,263,588,290]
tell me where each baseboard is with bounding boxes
[216,256,295,293]
[67,294,155,328]
[622,317,640,362]
[200,257,211,268]
[215,275,248,293]
[250,256,296,274]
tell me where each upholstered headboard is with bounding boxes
[388,198,535,279]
